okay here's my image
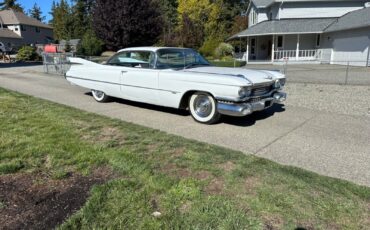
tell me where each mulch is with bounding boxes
[0,168,114,230]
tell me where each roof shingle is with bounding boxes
[0,9,52,29]
[229,18,336,39]
[325,7,370,32]
[0,28,22,39]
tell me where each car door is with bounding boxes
[110,51,159,104]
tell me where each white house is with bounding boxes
[229,0,370,66]
[0,9,53,51]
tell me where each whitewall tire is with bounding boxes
[91,90,109,102]
[189,92,220,124]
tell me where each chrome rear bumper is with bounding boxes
[217,92,287,117]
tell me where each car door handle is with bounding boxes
[121,71,127,73]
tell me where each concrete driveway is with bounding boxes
[1,65,370,187]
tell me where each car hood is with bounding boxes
[182,66,284,85]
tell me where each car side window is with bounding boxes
[108,51,155,69]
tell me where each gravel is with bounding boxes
[285,83,370,117]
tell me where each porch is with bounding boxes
[233,34,327,64]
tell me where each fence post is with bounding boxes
[284,58,288,75]
[345,61,349,85]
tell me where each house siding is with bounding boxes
[19,25,53,44]
[322,27,370,66]
[0,37,23,49]
[278,1,366,19]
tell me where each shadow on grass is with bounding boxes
[84,92,286,127]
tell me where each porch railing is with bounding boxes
[274,49,321,61]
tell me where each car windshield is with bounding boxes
[156,48,210,69]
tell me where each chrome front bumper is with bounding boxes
[217,92,287,117]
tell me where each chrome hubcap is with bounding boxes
[93,90,104,99]
[194,95,212,117]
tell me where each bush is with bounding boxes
[77,30,104,56]
[214,43,234,59]
[16,46,40,61]
[199,38,220,58]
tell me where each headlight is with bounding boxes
[274,79,286,89]
[238,87,252,98]
[274,79,281,88]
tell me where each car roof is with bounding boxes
[117,47,191,53]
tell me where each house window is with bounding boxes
[35,27,40,33]
[277,36,283,48]
[14,27,19,31]
[316,34,321,47]
[250,8,258,25]
[21,25,26,31]
[250,38,256,55]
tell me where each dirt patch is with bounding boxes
[81,126,125,146]
[244,176,261,194]
[0,167,115,230]
[263,214,284,230]
[179,201,192,214]
[161,163,192,178]
[171,147,186,158]
[194,171,212,180]
[205,178,225,195]
[217,161,236,172]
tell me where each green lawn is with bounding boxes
[0,88,369,229]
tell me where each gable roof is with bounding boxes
[252,0,367,8]
[0,9,52,29]
[251,0,275,8]
[325,7,370,32]
[229,18,336,39]
[0,28,22,39]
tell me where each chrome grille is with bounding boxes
[252,84,273,96]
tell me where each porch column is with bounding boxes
[271,35,275,62]
[246,37,249,64]
[296,34,300,61]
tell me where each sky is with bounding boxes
[18,0,73,22]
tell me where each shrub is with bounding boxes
[77,30,104,56]
[16,46,40,61]
[199,38,220,58]
[214,43,234,59]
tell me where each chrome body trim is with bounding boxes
[217,92,287,117]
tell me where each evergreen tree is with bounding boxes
[0,0,24,12]
[28,3,45,22]
[48,1,57,25]
[93,0,163,50]
[155,0,178,46]
[71,0,95,39]
[52,0,73,40]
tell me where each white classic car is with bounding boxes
[66,47,286,124]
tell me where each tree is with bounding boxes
[28,3,45,22]
[51,0,73,40]
[0,0,24,12]
[93,0,163,50]
[48,1,57,25]
[155,0,178,46]
[77,29,103,56]
[71,0,95,39]
[177,13,204,49]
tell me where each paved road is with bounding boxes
[1,66,370,187]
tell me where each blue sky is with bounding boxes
[18,0,72,22]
